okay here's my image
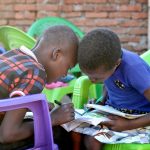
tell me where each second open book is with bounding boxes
[85,104,145,119]
[62,104,145,132]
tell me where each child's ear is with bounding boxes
[51,48,62,61]
[115,58,121,67]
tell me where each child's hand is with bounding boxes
[101,115,131,131]
[48,102,55,111]
[88,98,96,104]
[88,98,105,105]
[50,103,75,126]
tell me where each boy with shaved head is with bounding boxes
[0,25,79,149]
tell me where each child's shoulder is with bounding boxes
[121,49,144,68]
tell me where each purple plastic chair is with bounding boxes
[0,94,58,150]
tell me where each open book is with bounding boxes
[85,104,145,119]
[62,109,110,132]
[62,104,146,132]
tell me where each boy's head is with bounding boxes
[78,28,122,83]
[33,25,79,83]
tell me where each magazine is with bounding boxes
[62,105,145,132]
[25,107,150,144]
[62,109,110,132]
[62,106,150,144]
[85,104,145,119]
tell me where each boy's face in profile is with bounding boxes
[82,65,116,83]
[46,44,77,83]
[81,58,121,83]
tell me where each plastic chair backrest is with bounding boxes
[42,78,76,103]
[69,64,81,77]
[0,94,55,150]
[72,76,103,109]
[0,26,36,50]
[140,49,150,65]
[27,17,84,39]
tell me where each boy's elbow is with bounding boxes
[0,129,17,143]
[0,128,18,144]
[0,122,34,143]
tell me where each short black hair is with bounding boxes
[42,25,79,49]
[78,28,121,71]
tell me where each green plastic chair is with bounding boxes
[140,49,150,65]
[27,17,84,40]
[72,76,103,108]
[102,143,150,150]
[42,78,76,103]
[0,26,36,50]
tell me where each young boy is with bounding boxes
[78,28,150,150]
[0,25,79,149]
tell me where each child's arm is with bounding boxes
[101,88,150,131]
[101,113,150,131]
[98,85,108,105]
[50,103,75,126]
[0,108,34,143]
[88,85,108,105]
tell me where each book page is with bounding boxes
[85,104,145,119]
[62,109,110,132]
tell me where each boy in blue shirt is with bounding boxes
[78,28,150,150]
